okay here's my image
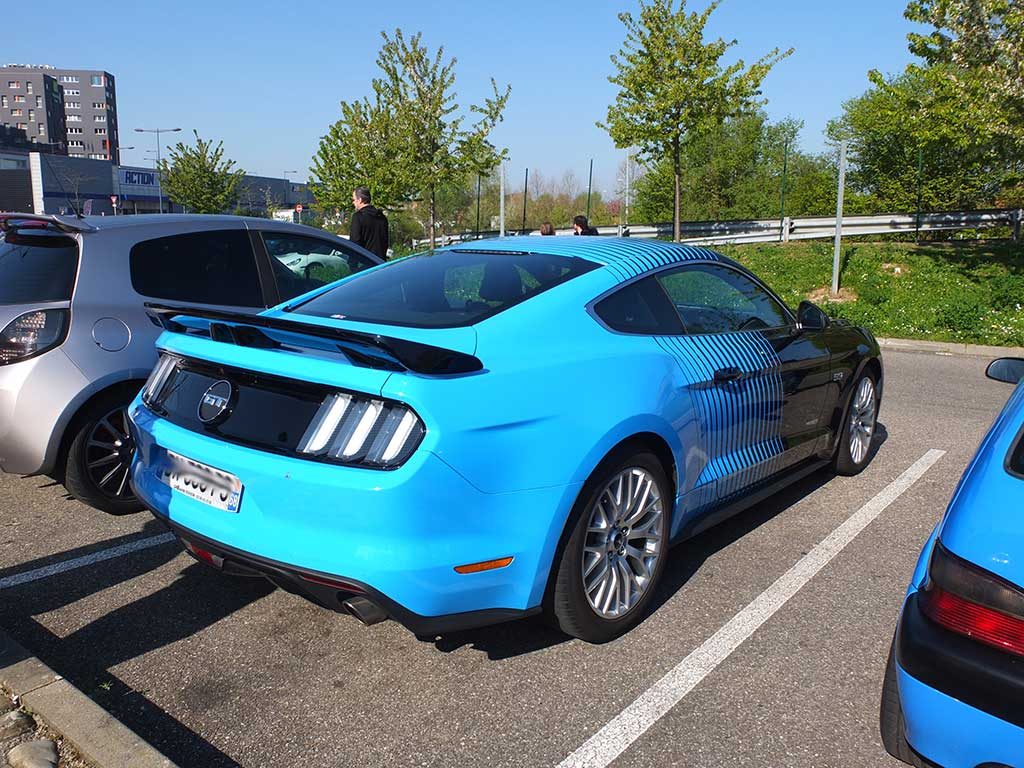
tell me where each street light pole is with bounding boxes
[831,141,848,297]
[135,127,181,213]
[625,153,631,228]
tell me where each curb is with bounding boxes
[0,628,177,768]
[878,337,1024,359]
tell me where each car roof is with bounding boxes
[68,213,304,231]
[444,235,728,283]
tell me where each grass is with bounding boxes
[716,240,1024,347]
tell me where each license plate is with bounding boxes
[160,450,243,513]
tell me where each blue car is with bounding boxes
[128,237,882,642]
[881,357,1024,767]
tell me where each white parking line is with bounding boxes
[558,448,946,768]
[0,532,176,590]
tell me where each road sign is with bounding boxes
[295,204,303,213]
[110,195,118,205]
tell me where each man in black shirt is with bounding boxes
[350,187,389,260]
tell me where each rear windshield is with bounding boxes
[0,230,79,305]
[290,248,598,328]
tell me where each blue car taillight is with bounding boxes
[0,309,69,365]
[141,353,179,406]
[296,392,424,468]
[920,541,1024,658]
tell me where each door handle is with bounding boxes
[714,366,744,384]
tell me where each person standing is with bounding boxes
[573,215,599,236]
[350,186,389,260]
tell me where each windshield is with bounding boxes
[290,248,598,328]
[0,230,80,305]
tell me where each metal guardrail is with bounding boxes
[416,208,1023,248]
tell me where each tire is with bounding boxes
[833,368,879,476]
[546,448,671,643]
[64,391,144,515]
[880,642,927,767]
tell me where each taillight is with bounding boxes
[0,309,69,365]
[141,353,179,406]
[920,541,1024,658]
[296,392,425,469]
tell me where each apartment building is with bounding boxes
[1,64,119,162]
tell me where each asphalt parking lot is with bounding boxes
[0,348,1012,768]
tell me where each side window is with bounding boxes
[129,230,263,307]
[657,263,790,334]
[594,276,684,334]
[263,233,375,300]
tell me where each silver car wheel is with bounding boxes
[848,377,877,466]
[85,407,136,500]
[582,467,664,619]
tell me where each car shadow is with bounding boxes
[0,518,179,610]
[3,559,272,768]
[0,517,272,767]
[429,422,888,660]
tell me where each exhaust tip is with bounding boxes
[342,595,388,626]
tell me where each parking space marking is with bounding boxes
[557,448,945,768]
[0,532,176,590]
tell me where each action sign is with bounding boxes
[110,195,118,204]
[295,204,303,213]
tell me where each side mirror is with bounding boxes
[985,357,1024,385]
[797,300,829,331]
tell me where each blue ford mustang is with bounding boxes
[881,357,1024,767]
[128,237,882,642]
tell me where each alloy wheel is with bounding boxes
[582,467,664,619]
[848,377,877,465]
[84,407,137,500]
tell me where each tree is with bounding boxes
[632,111,836,223]
[158,131,244,214]
[375,30,511,248]
[603,0,792,241]
[310,93,412,216]
[827,65,1015,212]
[904,0,1024,144]
[54,169,95,213]
[310,29,511,249]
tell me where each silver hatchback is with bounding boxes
[0,213,380,513]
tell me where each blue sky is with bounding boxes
[5,0,923,191]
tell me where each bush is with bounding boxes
[717,240,1024,346]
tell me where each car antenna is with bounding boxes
[38,151,83,219]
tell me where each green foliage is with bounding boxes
[633,111,838,223]
[717,241,1024,346]
[310,29,510,248]
[602,0,792,240]
[158,130,245,214]
[827,65,1017,212]
[309,90,416,215]
[905,0,1024,145]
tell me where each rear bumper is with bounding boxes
[156,516,539,635]
[0,349,88,475]
[895,591,1024,767]
[128,399,581,629]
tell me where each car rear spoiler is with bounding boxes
[0,213,96,233]
[144,303,484,375]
